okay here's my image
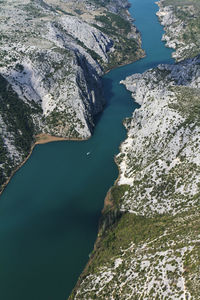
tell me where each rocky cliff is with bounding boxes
[156,0,200,61]
[67,1,200,299]
[70,55,200,299]
[0,0,143,192]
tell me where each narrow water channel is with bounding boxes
[0,0,173,299]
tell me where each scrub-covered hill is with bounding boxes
[70,53,200,300]
[0,0,143,193]
[157,0,200,61]
[69,1,200,299]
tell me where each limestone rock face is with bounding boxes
[71,55,200,300]
[156,0,200,61]
[0,0,109,140]
[68,2,200,298]
[119,55,200,215]
[0,0,142,190]
[57,15,113,62]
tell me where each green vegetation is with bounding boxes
[75,38,103,64]
[67,9,141,69]
[110,184,130,207]
[162,0,200,59]
[22,3,47,18]
[162,0,200,9]
[94,206,199,271]
[88,0,111,7]
[45,108,81,138]
[0,75,39,190]
[70,59,200,299]
[74,9,83,15]
[88,213,165,272]
[15,63,24,72]
[0,0,143,195]
[92,11,142,70]
[55,6,74,16]
[107,37,138,70]
[169,86,200,124]
[0,75,36,154]
[72,205,200,299]
[95,12,131,35]
[184,245,200,299]
[0,136,7,165]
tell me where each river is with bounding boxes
[0,0,173,299]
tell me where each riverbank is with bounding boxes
[35,134,87,145]
[70,56,200,300]
[0,0,182,299]
[0,0,145,196]
[0,40,144,197]
[0,133,89,197]
[68,0,200,298]
[156,0,200,61]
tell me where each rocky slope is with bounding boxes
[156,0,200,61]
[0,0,143,192]
[119,55,200,216]
[70,55,200,299]
[68,1,200,299]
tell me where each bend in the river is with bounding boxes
[0,0,173,299]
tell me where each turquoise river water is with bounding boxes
[0,0,174,299]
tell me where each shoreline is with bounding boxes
[68,114,131,299]
[68,23,147,300]
[0,49,145,199]
[68,165,123,299]
[0,0,145,199]
[0,5,146,296]
[68,187,114,300]
[34,133,88,144]
[68,3,159,297]
[68,0,180,296]
[104,49,145,74]
[0,133,88,197]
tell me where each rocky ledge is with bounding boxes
[156,0,200,61]
[70,55,200,299]
[0,0,144,192]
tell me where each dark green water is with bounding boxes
[0,1,173,299]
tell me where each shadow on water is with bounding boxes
[94,77,116,126]
[102,77,114,100]
[0,0,174,299]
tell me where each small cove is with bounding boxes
[0,0,173,299]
